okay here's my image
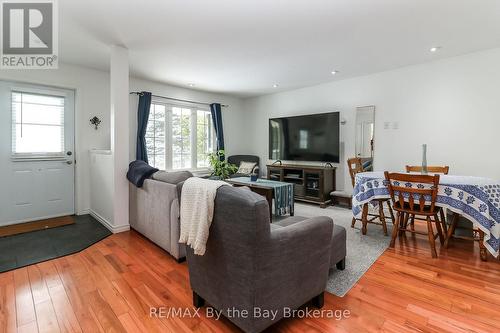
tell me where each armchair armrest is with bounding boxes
[264,216,333,268]
[255,217,333,309]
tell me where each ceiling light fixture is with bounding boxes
[331,70,339,75]
[430,46,441,53]
[273,84,279,88]
[188,83,195,87]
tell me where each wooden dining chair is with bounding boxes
[347,157,363,187]
[349,158,395,235]
[405,165,450,235]
[444,212,488,261]
[385,172,446,258]
[405,165,449,175]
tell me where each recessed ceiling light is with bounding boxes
[273,84,279,88]
[430,46,441,53]
[188,83,195,87]
[331,70,339,75]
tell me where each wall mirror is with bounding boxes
[355,105,375,170]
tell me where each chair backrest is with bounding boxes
[184,185,270,314]
[228,155,260,167]
[347,157,364,187]
[405,165,449,175]
[384,172,440,215]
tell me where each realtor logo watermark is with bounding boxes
[1,0,58,68]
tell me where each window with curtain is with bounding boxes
[145,102,215,170]
[12,91,65,158]
[145,103,166,169]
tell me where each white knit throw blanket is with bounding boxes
[179,177,229,255]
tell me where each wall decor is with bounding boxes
[90,116,101,130]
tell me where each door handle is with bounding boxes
[65,161,73,165]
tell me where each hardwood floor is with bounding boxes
[0,228,499,333]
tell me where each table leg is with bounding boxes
[361,203,368,235]
[478,230,487,262]
[266,191,273,221]
[378,202,387,236]
[444,212,459,249]
[439,208,448,234]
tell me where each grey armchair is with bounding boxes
[228,155,260,178]
[185,186,333,333]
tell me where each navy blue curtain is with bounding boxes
[136,92,152,163]
[210,103,225,159]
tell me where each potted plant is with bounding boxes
[208,150,238,180]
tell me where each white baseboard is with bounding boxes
[89,210,130,234]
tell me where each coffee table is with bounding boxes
[226,177,294,219]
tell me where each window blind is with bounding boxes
[11,91,66,158]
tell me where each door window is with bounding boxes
[12,91,65,158]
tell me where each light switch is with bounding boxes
[384,122,390,130]
[392,122,399,130]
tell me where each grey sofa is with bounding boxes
[186,186,340,333]
[228,155,260,178]
[129,171,192,261]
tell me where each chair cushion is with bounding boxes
[274,216,308,227]
[236,161,257,175]
[330,189,353,197]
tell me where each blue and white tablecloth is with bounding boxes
[352,171,500,257]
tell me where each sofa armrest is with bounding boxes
[255,217,333,309]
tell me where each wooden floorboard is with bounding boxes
[0,216,75,238]
[0,227,498,332]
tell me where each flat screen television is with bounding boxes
[269,112,340,163]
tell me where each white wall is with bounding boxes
[0,64,110,215]
[242,48,500,191]
[89,150,113,227]
[0,63,248,221]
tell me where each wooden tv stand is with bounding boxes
[266,164,336,208]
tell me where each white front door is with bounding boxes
[0,81,75,226]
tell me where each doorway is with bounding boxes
[0,81,75,226]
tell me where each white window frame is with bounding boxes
[149,100,216,172]
[11,87,68,161]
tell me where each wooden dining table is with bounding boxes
[352,171,500,260]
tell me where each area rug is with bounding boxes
[275,203,392,297]
[0,215,111,273]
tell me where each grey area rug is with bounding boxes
[275,203,392,297]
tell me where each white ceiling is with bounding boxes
[60,0,500,97]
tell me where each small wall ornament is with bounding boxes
[90,116,101,130]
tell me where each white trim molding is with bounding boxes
[89,209,130,234]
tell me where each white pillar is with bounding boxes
[110,45,130,232]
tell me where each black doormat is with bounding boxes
[0,214,112,273]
